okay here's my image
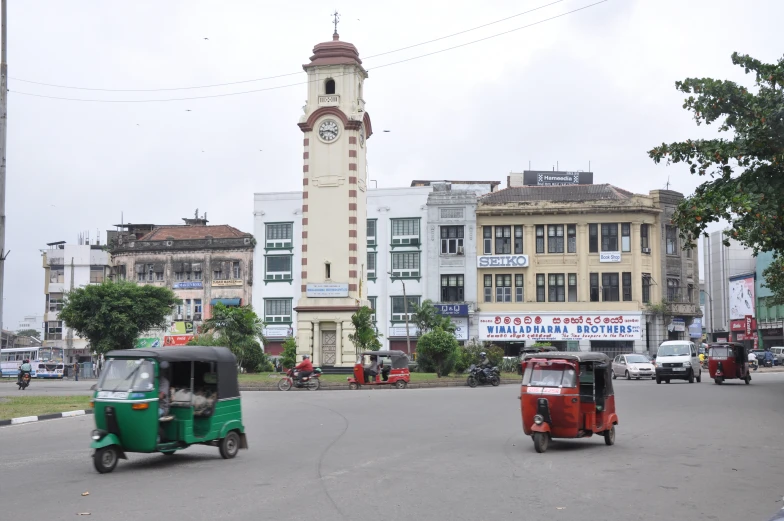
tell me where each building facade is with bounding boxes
[42,241,112,362]
[701,230,755,340]
[755,251,783,349]
[475,184,700,357]
[16,314,44,338]
[110,215,254,347]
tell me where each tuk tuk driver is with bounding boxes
[294,355,313,383]
[365,355,380,382]
[158,361,172,420]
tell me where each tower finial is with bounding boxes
[332,10,340,39]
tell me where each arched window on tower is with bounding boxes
[325,79,336,95]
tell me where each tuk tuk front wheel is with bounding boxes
[219,431,240,459]
[348,382,359,390]
[93,446,119,474]
[604,426,616,446]
[714,377,723,385]
[533,432,549,453]
[395,380,408,389]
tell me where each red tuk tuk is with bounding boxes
[348,350,410,390]
[520,352,618,453]
[708,342,751,385]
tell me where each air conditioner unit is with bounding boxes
[642,247,651,253]
[410,238,419,245]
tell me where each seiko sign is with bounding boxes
[477,255,529,268]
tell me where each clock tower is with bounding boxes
[295,25,372,367]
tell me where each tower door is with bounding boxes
[321,330,337,366]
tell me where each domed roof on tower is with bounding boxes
[303,11,366,73]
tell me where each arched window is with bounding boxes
[325,79,336,95]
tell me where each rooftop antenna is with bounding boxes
[665,176,671,190]
[589,160,591,172]
[331,10,340,37]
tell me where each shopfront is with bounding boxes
[477,312,644,357]
[262,325,294,357]
[730,317,758,350]
[388,325,419,358]
[760,327,784,349]
[434,304,469,345]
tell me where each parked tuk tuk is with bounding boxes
[348,350,411,389]
[707,342,751,385]
[520,352,618,453]
[90,346,247,473]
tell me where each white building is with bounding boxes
[253,181,499,358]
[42,241,112,362]
[17,314,44,337]
[702,230,755,338]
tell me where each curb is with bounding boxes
[0,409,93,427]
[239,378,521,392]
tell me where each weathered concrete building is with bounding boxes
[110,214,255,346]
[475,182,700,357]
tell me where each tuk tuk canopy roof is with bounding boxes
[360,350,408,358]
[106,346,237,364]
[105,346,240,400]
[522,352,610,363]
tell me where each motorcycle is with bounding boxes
[750,359,759,372]
[18,372,31,391]
[277,367,322,391]
[466,364,500,388]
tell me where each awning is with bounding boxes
[211,298,241,307]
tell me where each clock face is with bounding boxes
[318,119,340,142]
[359,129,365,148]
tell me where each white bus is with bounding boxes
[0,347,66,378]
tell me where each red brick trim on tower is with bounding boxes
[349,203,357,211]
[303,165,309,173]
[349,230,357,237]
[349,216,357,224]
[349,150,357,158]
[349,257,357,265]
[349,190,357,197]
[349,163,357,171]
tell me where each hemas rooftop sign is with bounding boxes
[477,312,642,341]
[477,255,529,268]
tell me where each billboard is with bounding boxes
[522,171,593,186]
[164,335,193,346]
[136,337,162,349]
[477,312,642,341]
[729,275,755,320]
[171,321,195,334]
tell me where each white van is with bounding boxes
[654,341,702,384]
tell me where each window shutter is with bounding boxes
[211,260,223,271]
[153,262,165,272]
[135,264,145,274]
[192,263,202,272]
[173,262,184,272]
[183,262,191,272]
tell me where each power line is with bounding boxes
[9,0,566,93]
[8,1,608,104]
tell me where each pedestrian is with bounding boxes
[92,361,96,378]
[74,362,79,381]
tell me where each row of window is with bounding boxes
[175,299,203,319]
[262,296,414,324]
[265,221,690,259]
[49,266,106,284]
[264,251,425,281]
[134,262,242,283]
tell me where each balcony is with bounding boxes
[318,95,340,107]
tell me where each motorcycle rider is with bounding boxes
[294,355,313,384]
[479,352,493,379]
[18,359,33,385]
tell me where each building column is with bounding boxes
[335,320,343,365]
[525,224,536,301]
[632,222,643,306]
[577,223,590,302]
[312,321,320,365]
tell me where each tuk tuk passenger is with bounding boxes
[365,355,380,382]
[159,361,172,419]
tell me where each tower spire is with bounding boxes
[331,10,340,40]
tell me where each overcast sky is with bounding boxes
[3,0,781,329]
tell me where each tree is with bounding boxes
[16,329,41,338]
[59,281,179,355]
[280,336,297,370]
[348,306,382,354]
[188,332,271,373]
[415,327,459,377]
[648,52,784,302]
[411,299,455,336]
[201,303,265,370]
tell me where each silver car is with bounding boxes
[612,354,656,380]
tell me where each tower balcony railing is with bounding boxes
[318,94,340,107]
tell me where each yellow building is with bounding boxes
[475,183,700,357]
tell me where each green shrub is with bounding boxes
[280,337,297,370]
[415,328,459,377]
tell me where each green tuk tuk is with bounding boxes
[90,346,247,474]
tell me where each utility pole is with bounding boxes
[0,0,8,334]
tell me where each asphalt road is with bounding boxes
[2,374,784,521]
[0,379,95,397]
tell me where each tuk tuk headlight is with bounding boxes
[91,429,107,441]
[533,414,544,425]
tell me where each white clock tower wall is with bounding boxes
[294,31,372,367]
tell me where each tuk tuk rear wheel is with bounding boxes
[714,378,723,385]
[604,426,616,446]
[395,380,408,389]
[745,375,751,385]
[219,431,240,459]
[533,432,549,453]
[93,446,119,474]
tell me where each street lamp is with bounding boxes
[388,272,411,357]
[700,288,715,340]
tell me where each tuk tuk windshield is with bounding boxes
[710,346,731,358]
[97,359,155,392]
[523,364,577,388]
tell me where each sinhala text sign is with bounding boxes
[477,312,642,341]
